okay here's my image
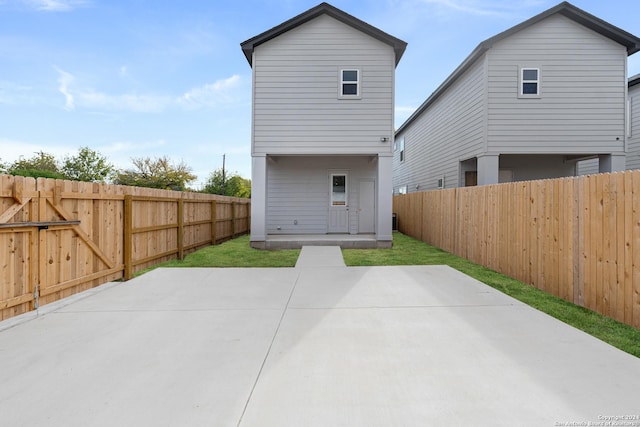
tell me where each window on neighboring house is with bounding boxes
[398,185,408,195]
[340,69,360,97]
[399,137,405,162]
[520,67,540,97]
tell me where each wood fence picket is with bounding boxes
[393,170,640,329]
[0,175,250,320]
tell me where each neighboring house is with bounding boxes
[393,1,640,192]
[625,74,640,169]
[241,3,406,248]
[578,74,640,174]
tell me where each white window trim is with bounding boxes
[399,137,405,162]
[519,67,541,98]
[398,185,408,195]
[338,68,361,99]
[437,176,445,189]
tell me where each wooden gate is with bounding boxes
[1,176,124,320]
[1,175,250,321]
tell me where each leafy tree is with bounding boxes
[114,156,197,191]
[203,168,251,198]
[62,146,115,183]
[0,158,7,174]
[8,151,65,179]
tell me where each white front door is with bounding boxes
[358,179,375,233]
[328,173,348,233]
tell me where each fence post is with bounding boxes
[231,201,237,237]
[124,195,133,280]
[247,200,251,233]
[178,197,184,260]
[211,200,217,245]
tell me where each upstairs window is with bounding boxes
[520,68,540,97]
[399,137,405,162]
[340,69,360,98]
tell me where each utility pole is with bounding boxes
[221,153,226,196]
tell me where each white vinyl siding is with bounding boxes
[393,58,486,191]
[252,14,395,156]
[266,156,376,234]
[627,85,640,170]
[487,14,627,154]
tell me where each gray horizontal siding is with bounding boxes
[266,156,376,234]
[627,85,640,170]
[576,158,599,175]
[487,14,627,153]
[393,57,486,192]
[252,14,395,156]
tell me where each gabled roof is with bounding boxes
[396,1,640,136]
[240,2,407,67]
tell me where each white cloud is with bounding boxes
[25,0,89,12]
[416,0,544,18]
[101,139,167,155]
[0,137,72,164]
[0,80,34,104]
[52,67,244,113]
[396,105,417,114]
[178,75,242,109]
[78,91,172,113]
[54,66,75,110]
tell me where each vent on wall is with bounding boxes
[437,176,445,189]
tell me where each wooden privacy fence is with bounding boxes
[394,170,640,329]
[0,175,250,321]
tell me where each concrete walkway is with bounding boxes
[1,257,639,426]
[295,245,346,267]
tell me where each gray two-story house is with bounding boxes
[626,74,640,170]
[242,3,406,248]
[393,1,640,192]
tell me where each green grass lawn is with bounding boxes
[145,232,640,358]
[142,235,300,270]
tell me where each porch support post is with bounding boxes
[598,153,625,173]
[477,154,499,186]
[251,155,267,249]
[377,154,393,245]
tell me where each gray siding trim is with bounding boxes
[392,59,486,192]
[627,83,640,169]
[241,2,406,66]
[395,1,640,136]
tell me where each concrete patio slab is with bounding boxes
[56,268,300,312]
[0,265,639,427]
[289,265,517,308]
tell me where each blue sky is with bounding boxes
[2,0,640,186]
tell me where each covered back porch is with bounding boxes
[251,155,393,249]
